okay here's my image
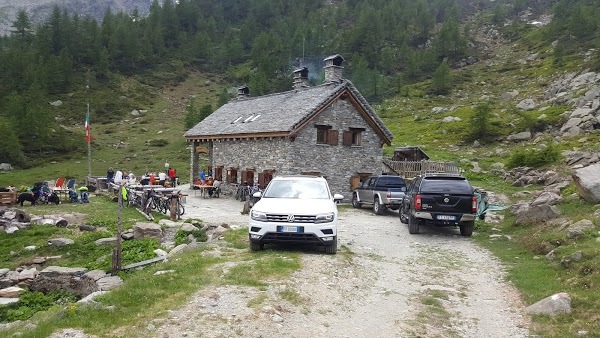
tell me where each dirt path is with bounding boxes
[148,189,530,338]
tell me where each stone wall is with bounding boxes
[209,98,384,200]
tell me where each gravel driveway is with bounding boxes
[146,187,530,338]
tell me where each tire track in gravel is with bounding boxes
[148,201,529,338]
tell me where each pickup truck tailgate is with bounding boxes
[421,194,473,213]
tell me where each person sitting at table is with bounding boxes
[206,176,214,186]
[149,172,156,185]
[209,178,221,197]
[140,173,150,185]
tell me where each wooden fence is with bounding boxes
[382,159,459,178]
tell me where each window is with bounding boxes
[315,125,338,145]
[241,169,255,185]
[258,170,274,189]
[343,128,365,146]
[215,166,224,181]
[227,168,238,183]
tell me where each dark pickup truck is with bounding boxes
[351,175,406,215]
[399,173,477,236]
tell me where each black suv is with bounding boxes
[399,173,477,236]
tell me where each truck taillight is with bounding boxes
[415,194,422,210]
[472,195,477,213]
[386,192,391,199]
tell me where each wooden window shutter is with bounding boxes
[342,131,353,146]
[241,170,247,184]
[351,175,361,190]
[258,173,265,189]
[226,170,232,183]
[328,129,339,145]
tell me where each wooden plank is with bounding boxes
[121,256,166,270]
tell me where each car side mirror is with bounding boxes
[253,191,262,198]
[333,194,344,201]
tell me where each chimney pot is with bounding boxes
[236,86,250,99]
[293,67,310,89]
[323,54,344,83]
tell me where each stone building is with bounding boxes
[184,55,394,200]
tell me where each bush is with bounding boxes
[148,139,169,147]
[508,143,561,168]
[175,228,208,246]
[0,290,77,323]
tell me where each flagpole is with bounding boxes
[87,102,91,177]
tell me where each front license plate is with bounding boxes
[437,215,456,221]
[278,226,298,233]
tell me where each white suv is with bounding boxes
[248,175,344,254]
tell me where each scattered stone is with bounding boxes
[515,204,561,225]
[24,245,36,251]
[48,238,74,246]
[0,163,13,171]
[154,249,168,257]
[83,270,107,281]
[507,131,532,142]
[560,251,583,267]
[431,107,447,114]
[0,286,23,298]
[79,225,97,232]
[168,244,188,257]
[545,250,556,260]
[0,298,19,305]
[517,99,536,110]
[77,291,108,304]
[96,276,124,291]
[134,223,163,240]
[180,223,198,232]
[154,270,175,276]
[49,100,63,107]
[531,192,562,206]
[95,237,117,246]
[158,219,181,227]
[572,163,600,203]
[526,293,571,316]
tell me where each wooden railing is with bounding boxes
[382,159,459,178]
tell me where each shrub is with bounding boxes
[508,143,561,168]
[0,290,77,323]
[148,139,169,147]
[175,228,208,246]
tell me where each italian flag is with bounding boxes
[85,112,92,143]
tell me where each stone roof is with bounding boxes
[184,80,393,143]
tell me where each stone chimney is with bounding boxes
[236,86,250,100]
[293,67,310,89]
[323,54,344,83]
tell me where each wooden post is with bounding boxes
[170,193,177,220]
[112,182,123,274]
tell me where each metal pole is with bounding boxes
[112,182,123,274]
[87,102,91,177]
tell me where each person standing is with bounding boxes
[168,167,177,187]
[199,169,206,184]
[158,170,167,186]
[107,167,115,183]
[114,169,123,185]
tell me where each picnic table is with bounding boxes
[193,184,213,198]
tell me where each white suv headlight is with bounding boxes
[315,212,334,224]
[251,210,267,221]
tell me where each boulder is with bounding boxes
[31,266,97,298]
[0,286,24,298]
[567,219,595,239]
[167,244,188,257]
[507,131,532,142]
[79,225,97,232]
[0,298,19,305]
[517,99,537,110]
[500,90,519,100]
[531,192,562,206]
[431,107,448,114]
[0,269,9,278]
[95,237,117,246]
[0,163,13,171]
[133,223,163,240]
[84,270,107,281]
[525,293,572,316]
[572,163,600,203]
[48,238,74,246]
[96,276,123,291]
[515,204,561,225]
[180,223,198,232]
[561,251,583,267]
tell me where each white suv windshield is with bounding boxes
[263,180,330,199]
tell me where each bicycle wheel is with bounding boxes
[177,202,185,216]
